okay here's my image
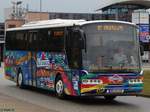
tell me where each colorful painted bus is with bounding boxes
[5,19,143,100]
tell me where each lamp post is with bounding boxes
[39,0,42,20]
[40,0,42,12]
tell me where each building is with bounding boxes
[49,12,102,21]
[97,0,150,63]
[97,0,150,21]
[5,11,103,28]
[0,23,5,62]
[24,11,103,22]
[25,12,49,23]
[5,19,25,29]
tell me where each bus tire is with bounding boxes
[55,75,66,99]
[17,71,25,88]
[104,96,116,101]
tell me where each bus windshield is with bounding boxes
[82,23,140,73]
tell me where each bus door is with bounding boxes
[66,29,83,71]
[28,31,38,87]
[65,29,84,94]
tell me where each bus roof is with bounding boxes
[6,19,137,31]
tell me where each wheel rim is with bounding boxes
[56,80,64,95]
[18,73,22,86]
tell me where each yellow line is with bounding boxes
[81,84,106,93]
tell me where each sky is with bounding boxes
[0,0,106,22]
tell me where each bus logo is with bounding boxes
[109,74,123,84]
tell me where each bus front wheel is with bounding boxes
[55,75,66,99]
[104,96,116,101]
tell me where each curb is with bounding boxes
[139,94,150,98]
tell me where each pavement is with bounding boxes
[0,93,55,112]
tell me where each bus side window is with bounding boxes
[38,29,49,51]
[66,30,82,69]
[28,32,33,51]
[33,32,38,51]
[28,31,38,51]
[51,30,64,52]
[24,32,29,50]
[36,28,64,52]
[6,32,11,50]
[16,31,26,50]
[6,31,17,50]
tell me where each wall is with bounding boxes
[25,12,49,23]
[5,19,25,29]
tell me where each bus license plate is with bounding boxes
[110,89,124,93]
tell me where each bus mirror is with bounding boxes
[140,45,144,56]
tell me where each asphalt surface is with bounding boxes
[0,93,54,112]
[0,65,150,112]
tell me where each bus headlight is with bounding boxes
[82,79,103,85]
[128,79,143,84]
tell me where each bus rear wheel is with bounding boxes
[104,96,116,101]
[55,75,66,99]
[17,72,24,88]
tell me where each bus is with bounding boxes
[5,19,143,100]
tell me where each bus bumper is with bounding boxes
[78,73,143,96]
[80,85,143,96]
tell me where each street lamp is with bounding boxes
[39,0,42,20]
[40,0,42,12]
